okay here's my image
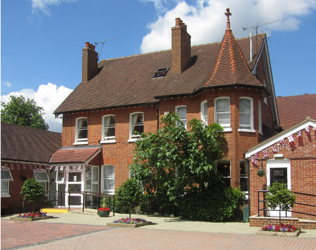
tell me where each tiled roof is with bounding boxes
[54,34,265,114]
[50,146,101,163]
[204,29,262,88]
[277,94,316,130]
[1,122,61,163]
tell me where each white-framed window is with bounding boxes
[176,105,187,129]
[201,100,208,125]
[102,165,115,194]
[263,80,268,105]
[1,169,13,197]
[240,160,249,198]
[74,117,88,145]
[129,112,144,141]
[214,97,231,131]
[216,161,230,187]
[101,115,116,143]
[238,97,254,132]
[34,170,49,194]
[258,100,262,134]
[85,166,99,193]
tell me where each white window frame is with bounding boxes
[214,97,232,132]
[240,160,249,199]
[129,112,144,142]
[34,170,49,195]
[201,100,208,126]
[1,169,13,198]
[216,160,231,186]
[258,100,262,135]
[101,115,116,143]
[74,117,88,145]
[238,97,255,133]
[263,80,268,105]
[101,165,115,195]
[175,105,187,130]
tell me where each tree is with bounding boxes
[20,179,45,213]
[130,112,230,216]
[265,182,296,225]
[1,95,49,130]
[115,178,143,219]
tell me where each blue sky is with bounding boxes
[2,0,316,132]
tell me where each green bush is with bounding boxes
[20,179,45,213]
[178,183,245,221]
[115,178,143,219]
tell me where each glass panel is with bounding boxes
[177,107,186,119]
[78,129,87,139]
[93,167,98,182]
[133,125,144,134]
[216,99,229,112]
[69,196,81,206]
[69,173,81,182]
[223,178,231,187]
[217,113,230,125]
[240,99,250,112]
[39,182,46,192]
[49,170,56,182]
[104,166,114,178]
[58,183,65,206]
[106,127,115,137]
[85,179,91,191]
[240,113,250,127]
[68,184,81,192]
[35,172,49,181]
[136,114,143,125]
[1,181,9,193]
[1,170,12,180]
[217,162,230,177]
[92,184,98,193]
[240,178,248,191]
[57,171,64,182]
[240,161,248,177]
[85,168,91,179]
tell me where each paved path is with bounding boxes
[1,212,315,249]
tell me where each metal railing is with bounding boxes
[258,190,316,217]
[43,191,116,215]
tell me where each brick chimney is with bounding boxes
[171,18,191,73]
[82,42,98,82]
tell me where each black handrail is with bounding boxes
[258,190,316,218]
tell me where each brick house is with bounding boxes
[50,9,280,209]
[1,122,61,212]
[246,117,316,228]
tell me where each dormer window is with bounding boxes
[153,67,169,78]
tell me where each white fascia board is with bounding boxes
[245,120,316,158]
[263,38,279,128]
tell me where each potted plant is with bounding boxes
[98,196,110,217]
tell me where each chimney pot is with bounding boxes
[85,42,90,47]
[176,18,181,26]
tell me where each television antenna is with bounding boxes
[242,19,281,36]
[94,38,116,60]
[242,19,280,59]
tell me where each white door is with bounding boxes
[66,171,83,207]
[266,159,292,217]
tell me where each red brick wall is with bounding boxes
[1,167,46,213]
[249,125,316,220]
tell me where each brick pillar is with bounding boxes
[82,42,98,82]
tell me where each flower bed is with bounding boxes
[10,212,53,221]
[256,223,301,237]
[106,218,152,228]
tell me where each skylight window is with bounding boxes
[153,67,169,78]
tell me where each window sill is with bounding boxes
[128,138,138,143]
[73,141,89,146]
[238,129,256,133]
[100,140,116,144]
[223,128,232,132]
[1,193,11,198]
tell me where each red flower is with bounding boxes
[98,207,110,212]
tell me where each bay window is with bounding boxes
[239,97,254,132]
[176,105,187,129]
[215,97,231,131]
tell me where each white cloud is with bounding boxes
[1,83,73,133]
[140,0,316,53]
[4,81,12,87]
[31,0,77,15]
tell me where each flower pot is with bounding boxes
[98,210,110,217]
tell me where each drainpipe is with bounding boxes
[246,158,250,219]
